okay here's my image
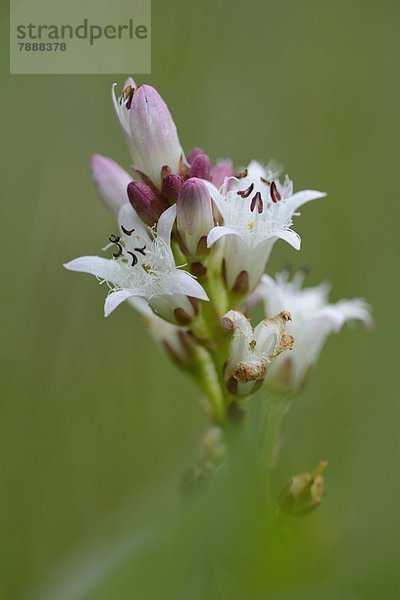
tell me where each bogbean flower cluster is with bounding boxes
[65,78,371,459]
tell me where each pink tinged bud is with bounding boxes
[129,85,185,190]
[161,172,184,205]
[127,181,168,226]
[211,160,234,189]
[188,153,212,181]
[187,147,205,165]
[91,155,132,217]
[176,178,214,258]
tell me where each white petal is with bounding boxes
[289,189,326,212]
[169,270,209,301]
[126,296,151,316]
[276,228,301,250]
[316,300,372,332]
[64,256,116,281]
[157,205,177,244]
[207,226,241,248]
[333,299,372,327]
[104,289,139,317]
[203,181,229,220]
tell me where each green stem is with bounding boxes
[193,344,226,424]
[260,394,291,471]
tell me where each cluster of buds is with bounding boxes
[65,77,371,439]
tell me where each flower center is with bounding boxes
[236,176,283,216]
[107,227,147,267]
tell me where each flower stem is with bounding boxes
[260,394,291,471]
[193,344,226,423]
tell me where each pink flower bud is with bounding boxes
[128,85,185,189]
[188,153,212,180]
[91,155,131,217]
[187,147,205,165]
[161,172,184,205]
[176,178,214,258]
[212,159,234,189]
[127,181,168,226]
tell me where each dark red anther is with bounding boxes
[250,192,263,214]
[121,85,135,110]
[270,181,282,203]
[237,183,254,198]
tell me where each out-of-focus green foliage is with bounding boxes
[0,0,399,598]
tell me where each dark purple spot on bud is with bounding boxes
[270,181,282,203]
[250,192,263,214]
[174,307,193,326]
[232,270,249,294]
[237,183,254,198]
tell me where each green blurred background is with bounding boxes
[1,0,399,598]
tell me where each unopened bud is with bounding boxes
[127,181,167,226]
[189,153,212,180]
[211,159,234,188]
[149,294,199,325]
[279,461,327,516]
[161,172,184,204]
[91,154,131,217]
[176,178,214,258]
[187,147,206,165]
[127,84,185,189]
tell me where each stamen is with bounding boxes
[237,183,254,198]
[237,168,248,179]
[270,181,282,203]
[250,192,263,214]
[260,177,270,186]
[127,251,138,267]
[109,234,123,258]
[121,225,135,236]
[121,85,135,110]
[134,245,146,256]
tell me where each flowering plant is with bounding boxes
[65,79,371,509]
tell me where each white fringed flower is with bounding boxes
[221,309,294,396]
[64,204,208,323]
[257,272,372,392]
[206,161,326,292]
